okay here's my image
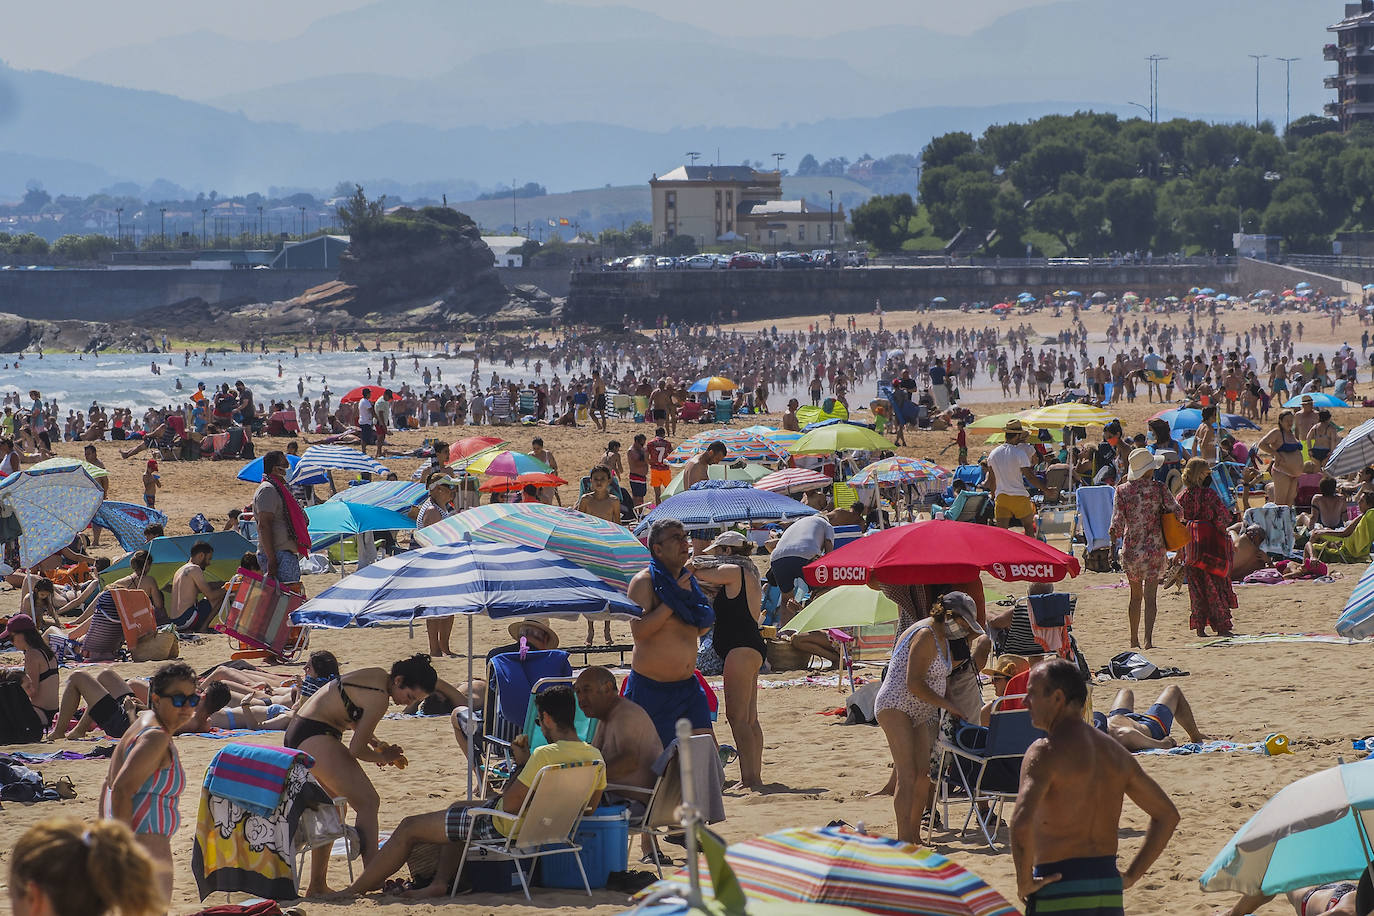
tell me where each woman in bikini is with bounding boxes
[100,661,198,910]
[285,653,437,896]
[1,615,59,736]
[873,595,969,843]
[1258,410,1306,506]
[1218,879,1362,916]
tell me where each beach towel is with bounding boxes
[265,475,311,555]
[203,744,313,817]
[1027,592,1073,658]
[1135,740,1267,756]
[1076,485,1115,552]
[1242,504,1296,558]
[1187,519,1230,577]
[191,760,335,901]
[1188,632,1366,648]
[650,558,714,629]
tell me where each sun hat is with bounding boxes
[1127,448,1159,481]
[981,654,1030,679]
[0,613,37,642]
[1003,417,1025,436]
[427,474,460,490]
[704,531,748,553]
[938,591,983,635]
[507,618,560,649]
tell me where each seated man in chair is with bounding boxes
[331,686,604,900]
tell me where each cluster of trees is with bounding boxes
[475,181,548,202]
[852,111,1365,255]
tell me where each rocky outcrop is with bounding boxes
[0,312,155,353]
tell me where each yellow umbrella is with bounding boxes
[1020,403,1118,429]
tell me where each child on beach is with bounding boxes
[142,459,160,509]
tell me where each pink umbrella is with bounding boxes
[754,468,832,494]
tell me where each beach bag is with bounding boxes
[1160,511,1189,552]
[1106,651,1159,681]
[0,673,44,745]
[217,569,304,657]
[130,624,180,662]
[1084,547,1114,573]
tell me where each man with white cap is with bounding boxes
[987,418,1042,535]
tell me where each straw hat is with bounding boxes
[1003,418,1026,436]
[507,619,560,649]
[981,654,1030,679]
[1127,448,1159,481]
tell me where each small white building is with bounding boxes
[483,235,528,268]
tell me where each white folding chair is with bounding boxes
[451,760,604,900]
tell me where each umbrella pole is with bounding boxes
[676,717,704,908]
[466,616,475,800]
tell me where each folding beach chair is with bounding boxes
[518,389,537,417]
[942,490,990,524]
[216,568,307,662]
[612,393,634,418]
[478,649,574,794]
[606,733,717,877]
[713,399,733,424]
[832,524,863,549]
[452,760,605,900]
[516,676,597,751]
[108,587,159,649]
[933,696,1046,850]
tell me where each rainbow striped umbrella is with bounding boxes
[755,467,832,494]
[849,457,949,487]
[462,449,554,477]
[640,825,1016,915]
[414,503,647,591]
[668,430,791,465]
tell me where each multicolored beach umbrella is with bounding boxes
[668,430,791,465]
[754,467,832,494]
[416,503,648,591]
[462,449,554,477]
[639,825,1017,916]
[849,457,949,487]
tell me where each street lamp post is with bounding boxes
[1126,101,1152,119]
[159,208,166,247]
[1146,54,1167,122]
[771,152,785,173]
[116,207,122,247]
[1276,57,1300,135]
[257,206,264,245]
[1249,54,1268,128]
[828,189,834,262]
[201,209,207,247]
[300,206,306,238]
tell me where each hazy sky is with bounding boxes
[3,0,1057,70]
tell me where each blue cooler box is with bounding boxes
[537,805,629,889]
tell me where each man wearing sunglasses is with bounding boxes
[331,685,605,900]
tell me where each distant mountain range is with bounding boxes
[0,0,1337,197]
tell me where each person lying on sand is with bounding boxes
[1096,685,1209,751]
[1215,878,1365,916]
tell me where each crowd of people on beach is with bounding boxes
[5,291,1374,915]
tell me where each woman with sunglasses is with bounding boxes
[99,661,197,910]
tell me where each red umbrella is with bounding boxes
[338,386,389,404]
[804,520,1079,587]
[478,472,567,493]
[449,436,506,460]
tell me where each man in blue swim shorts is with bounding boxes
[626,518,716,748]
[1013,659,1180,916]
[1100,685,1209,752]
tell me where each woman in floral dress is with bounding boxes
[1177,458,1237,638]
[1109,449,1182,649]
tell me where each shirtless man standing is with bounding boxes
[681,442,727,552]
[169,541,225,632]
[626,434,649,507]
[591,370,609,432]
[1013,658,1179,916]
[625,519,716,748]
[650,380,675,436]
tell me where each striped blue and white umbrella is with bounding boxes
[291,542,642,629]
[288,445,388,485]
[1325,418,1374,478]
[634,480,817,537]
[93,501,168,551]
[329,480,428,512]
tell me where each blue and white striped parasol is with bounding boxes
[291,541,642,629]
[634,480,817,537]
[288,445,388,485]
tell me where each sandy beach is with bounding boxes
[2,302,1371,916]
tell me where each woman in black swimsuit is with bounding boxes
[689,537,766,789]
[1,614,59,734]
[285,654,437,896]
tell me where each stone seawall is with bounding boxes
[0,269,336,321]
[564,264,1242,325]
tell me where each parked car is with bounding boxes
[729,253,764,269]
[655,256,675,270]
[626,255,655,271]
[685,254,716,269]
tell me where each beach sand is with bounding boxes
[2,303,1370,916]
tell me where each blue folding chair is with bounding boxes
[478,649,573,793]
[934,698,1047,849]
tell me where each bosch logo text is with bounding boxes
[818,566,867,583]
[996,563,1056,579]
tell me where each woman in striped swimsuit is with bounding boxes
[100,661,196,910]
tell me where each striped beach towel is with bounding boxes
[203,743,313,816]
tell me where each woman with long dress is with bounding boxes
[1177,458,1237,639]
[1109,448,1182,649]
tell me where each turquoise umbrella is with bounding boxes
[304,502,417,536]
[1201,758,1374,895]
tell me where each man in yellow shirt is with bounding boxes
[332,686,605,900]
